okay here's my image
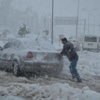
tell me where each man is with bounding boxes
[60,37,82,83]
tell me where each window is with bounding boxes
[84,37,97,42]
[3,40,22,49]
[3,42,12,49]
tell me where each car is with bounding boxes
[0,40,7,47]
[0,38,63,76]
[82,35,100,52]
[69,39,81,51]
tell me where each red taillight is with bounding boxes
[26,52,33,58]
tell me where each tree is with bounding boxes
[18,24,30,37]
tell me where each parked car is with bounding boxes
[69,39,81,51]
[0,39,63,76]
[82,35,100,52]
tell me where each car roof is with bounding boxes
[5,38,56,51]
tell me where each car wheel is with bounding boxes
[13,61,20,76]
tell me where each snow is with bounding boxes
[0,35,100,100]
[0,41,6,47]
[4,34,57,52]
[0,96,25,100]
[0,82,100,100]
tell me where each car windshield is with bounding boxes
[21,39,56,51]
[2,39,56,51]
[3,40,23,49]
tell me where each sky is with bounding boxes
[11,0,100,17]
[10,0,100,37]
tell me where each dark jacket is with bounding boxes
[60,41,78,61]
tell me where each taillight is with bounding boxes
[26,52,33,58]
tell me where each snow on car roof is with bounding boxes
[6,37,57,52]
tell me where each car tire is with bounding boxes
[13,61,20,76]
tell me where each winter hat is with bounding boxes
[61,37,67,42]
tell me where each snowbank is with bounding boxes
[0,83,100,100]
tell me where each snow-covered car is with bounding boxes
[0,40,7,48]
[0,39,63,76]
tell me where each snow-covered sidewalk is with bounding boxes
[0,82,100,100]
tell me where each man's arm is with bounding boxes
[60,44,68,55]
[67,42,76,57]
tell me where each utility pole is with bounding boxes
[93,16,95,34]
[51,0,54,44]
[76,0,80,38]
[84,19,86,35]
[88,13,90,34]
[82,8,98,34]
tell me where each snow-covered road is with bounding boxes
[0,51,100,100]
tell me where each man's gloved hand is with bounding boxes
[57,53,63,60]
[68,49,76,58]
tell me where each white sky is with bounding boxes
[11,0,100,18]
[10,0,100,36]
